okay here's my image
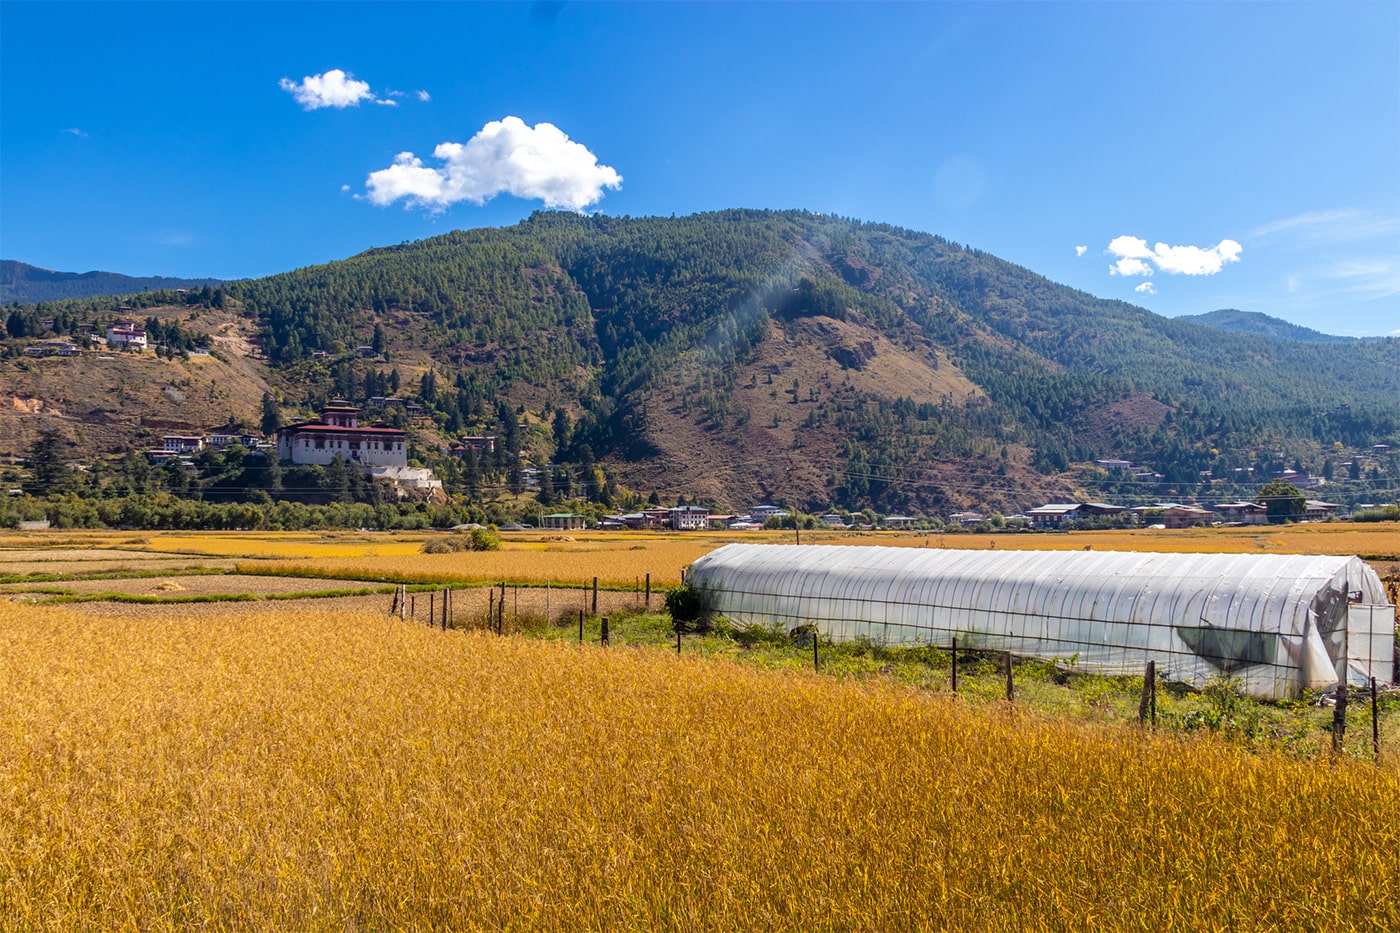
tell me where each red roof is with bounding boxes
[280,422,405,437]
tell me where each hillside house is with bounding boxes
[275,402,407,468]
[543,513,587,531]
[451,436,496,456]
[162,435,204,453]
[883,516,918,529]
[106,321,147,350]
[947,512,982,528]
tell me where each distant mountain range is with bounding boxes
[0,260,222,304]
[1173,309,1355,343]
[3,211,1395,512]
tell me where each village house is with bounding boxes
[542,512,587,531]
[1303,500,1341,522]
[947,511,983,528]
[161,435,204,453]
[275,402,407,468]
[106,321,147,350]
[450,436,496,456]
[1161,505,1214,529]
[1216,501,1268,525]
[1026,503,1082,529]
[882,515,918,529]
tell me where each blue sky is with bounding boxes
[2,2,1396,336]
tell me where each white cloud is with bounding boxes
[1250,208,1399,245]
[1107,235,1154,260]
[1152,239,1242,275]
[416,90,431,102]
[1074,245,1087,257]
[365,116,622,212]
[375,99,398,107]
[1106,234,1242,278]
[65,127,88,138]
[1134,282,1156,295]
[1110,257,1154,277]
[341,184,351,192]
[279,69,376,110]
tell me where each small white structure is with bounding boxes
[685,544,1395,700]
[369,465,442,493]
[276,402,407,468]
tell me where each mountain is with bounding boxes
[4,210,1396,514]
[1174,309,1356,343]
[0,260,223,303]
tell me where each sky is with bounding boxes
[2,2,1397,336]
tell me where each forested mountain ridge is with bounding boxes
[0,260,222,303]
[1174,309,1358,343]
[6,210,1397,513]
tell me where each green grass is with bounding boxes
[493,608,1398,762]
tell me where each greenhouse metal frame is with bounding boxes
[685,544,1396,700]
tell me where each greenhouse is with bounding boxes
[685,544,1396,700]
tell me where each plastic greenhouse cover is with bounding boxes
[685,544,1395,700]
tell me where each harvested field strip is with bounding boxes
[0,567,233,585]
[0,604,1395,931]
[0,573,385,598]
[236,544,716,587]
[37,587,394,605]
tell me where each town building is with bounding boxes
[275,402,407,468]
[669,505,710,530]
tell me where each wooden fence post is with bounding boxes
[645,573,651,609]
[411,595,415,619]
[592,577,598,616]
[676,625,682,655]
[1004,651,1014,702]
[813,631,819,672]
[1372,677,1380,761]
[600,616,610,647]
[391,586,399,616]
[442,588,450,630]
[429,591,435,624]
[951,636,958,694]
[578,609,584,644]
[1139,660,1157,725]
[399,585,406,622]
[1333,682,1349,754]
[488,590,495,632]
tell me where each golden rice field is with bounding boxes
[1,522,1394,590]
[0,602,1396,932]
